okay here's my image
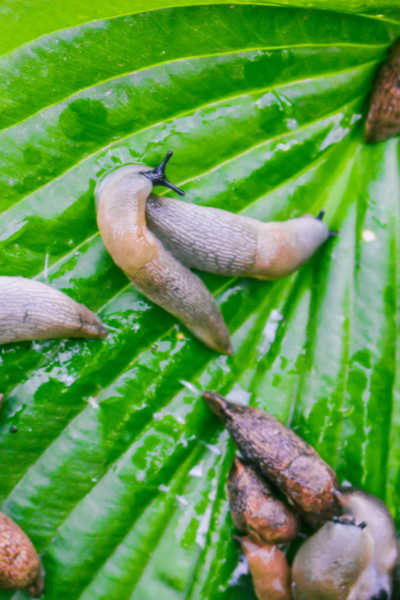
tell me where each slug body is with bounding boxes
[365,39,400,143]
[337,487,397,599]
[0,512,44,597]
[238,536,293,600]
[0,276,108,344]
[228,456,300,545]
[391,537,400,600]
[292,487,397,600]
[203,391,340,528]
[292,519,374,600]
[146,194,330,280]
[95,155,233,354]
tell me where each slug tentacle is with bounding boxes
[145,194,330,280]
[0,276,108,344]
[96,158,233,355]
[141,150,185,196]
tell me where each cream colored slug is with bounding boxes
[146,194,331,281]
[292,487,397,600]
[0,277,108,344]
[95,152,233,355]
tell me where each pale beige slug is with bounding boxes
[292,487,397,600]
[146,196,330,280]
[0,276,108,344]
[95,152,233,354]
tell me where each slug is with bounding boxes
[391,536,400,600]
[0,512,44,597]
[336,486,397,600]
[146,193,331,281]
[228,455,300,545]
[95,152,233,355]
[237,536,293,600]
[292,487,397,600]
[292,517,374,600]
[365,39,400,143]
[203,391,340,528]
[0,276,108,344]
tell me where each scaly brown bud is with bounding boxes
[365,39,400,143]
[203,391,340,528]
[237,536,293,600]
[0,512,44,597]
[228,456,300,544]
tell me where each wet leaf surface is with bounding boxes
[1,1,400,598]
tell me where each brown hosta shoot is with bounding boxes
[203,391,340,528]
[237,536,293,600]
[0,512,44,597]
[228,456,300,545]
[365,39,400,143]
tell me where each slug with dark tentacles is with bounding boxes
[0,276,108,344]
[97,152,332,353]
[292,487,397,599]
[237,536,293,600]
[0,512,44,598]
[95,152,233,355]
[292,517,374,600]
[203,391,340,527]
[228,455,300,545]
[146,187,331,281]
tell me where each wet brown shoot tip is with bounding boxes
[203,390,230,420]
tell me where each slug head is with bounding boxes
[292,518,375,600]
[141,151,185,196]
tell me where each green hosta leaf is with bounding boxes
[1,1,400,599]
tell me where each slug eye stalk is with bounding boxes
[142,151,185,196]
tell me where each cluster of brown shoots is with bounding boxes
[203,391,400,600]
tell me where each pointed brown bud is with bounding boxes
[365,39,400,143]
[0,512,44,597]
[228,456,300,544]
[203,391,340,528]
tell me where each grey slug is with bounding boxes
[145,189,331,281]
[0,276,108,344]
[0,512,44,597]
[203,391,340,528]
[228,455,300,545]
[237,536,293,600]
[292,487,397,600]
[95,152,233,355]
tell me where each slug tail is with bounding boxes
[72,304,109,339]
[129,242,233,355]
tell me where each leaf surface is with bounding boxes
[1,2,400,599]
